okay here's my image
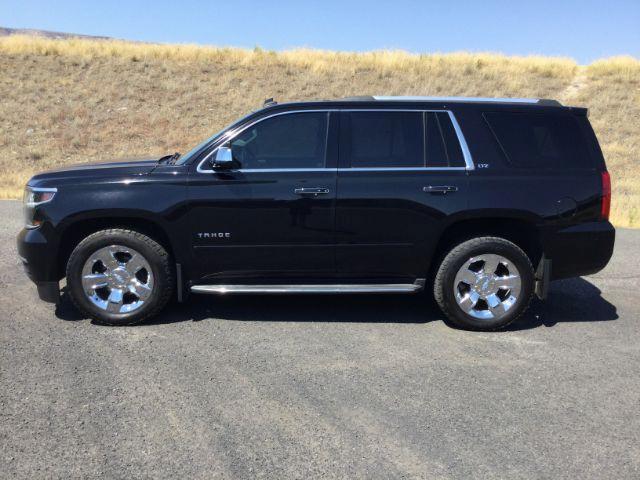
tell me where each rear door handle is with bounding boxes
[294,187,330,196]
[423,185,458,194]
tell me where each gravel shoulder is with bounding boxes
[1,200,638,479]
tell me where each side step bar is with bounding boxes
[191,279,425,295]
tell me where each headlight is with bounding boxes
[23,186,57,229]
[23,186,57,207]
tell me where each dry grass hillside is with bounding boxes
[0,35,638,226]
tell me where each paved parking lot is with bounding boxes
[1,200,638,479]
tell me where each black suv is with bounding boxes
[17,96,615,330]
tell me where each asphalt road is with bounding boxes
[1,199,639,479]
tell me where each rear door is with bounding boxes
[335,109,471,281]
[188,110,338,282]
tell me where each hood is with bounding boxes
[27,157,161,186]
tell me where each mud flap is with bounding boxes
[37,281,60,304]
[176,263,184,302]
[535,256,552,300]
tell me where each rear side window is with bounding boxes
[425,112,466,167]
[484,112,592,169]
[341,111,423,167]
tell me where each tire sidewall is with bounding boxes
[440,239,534,330]
[67,232,170,325]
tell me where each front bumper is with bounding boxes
[17,227,60,303]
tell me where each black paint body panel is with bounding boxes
[17,99,615,299]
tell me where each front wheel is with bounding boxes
[434,237,534,331]
[66,229,174,325]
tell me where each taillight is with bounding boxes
[601,171,611,220]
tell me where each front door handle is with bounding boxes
[294,187,330,196]
[423,185,458,194]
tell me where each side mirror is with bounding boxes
[210,146,234,169]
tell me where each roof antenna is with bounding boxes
[263,98,277,107]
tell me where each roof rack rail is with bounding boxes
[342,96,562,106]
[342,96,376,101]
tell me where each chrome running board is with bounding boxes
[191,279,425,295]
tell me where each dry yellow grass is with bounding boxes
[568,57,640,227]
[0,35,638,226]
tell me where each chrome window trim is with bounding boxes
[338,167,468,172]
[229,168,332,173]
[198,167,465,174]
[447,110,474,170]
[196,108,475,174]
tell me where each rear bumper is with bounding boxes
[17,227,60,303]
[545,221,615,280]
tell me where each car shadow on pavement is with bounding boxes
[508,277,618,330]
[55,287,438,325]
[55,277,617,330]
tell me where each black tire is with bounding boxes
[66,229,174,325]
[433,237,534,331]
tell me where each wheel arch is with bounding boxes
[429,216,543,279]
[56,214,178,279]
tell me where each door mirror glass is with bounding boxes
[211,146,234,169]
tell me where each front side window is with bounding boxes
[341,111,423,167]
[229,112,328,169]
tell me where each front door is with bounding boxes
[188,110,337,283]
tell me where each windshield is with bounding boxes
[174,110,258,165]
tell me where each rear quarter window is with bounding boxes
[483,111,593,169]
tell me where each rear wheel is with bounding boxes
[434,237,534,330]
[66,229,174,325]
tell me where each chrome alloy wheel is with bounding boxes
[81,245,154,314]
[453,254,522,320]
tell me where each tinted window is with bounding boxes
[484,112,592,169]
[425,112,465,167]
[343,111,423,167]
[230,112,327,169]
